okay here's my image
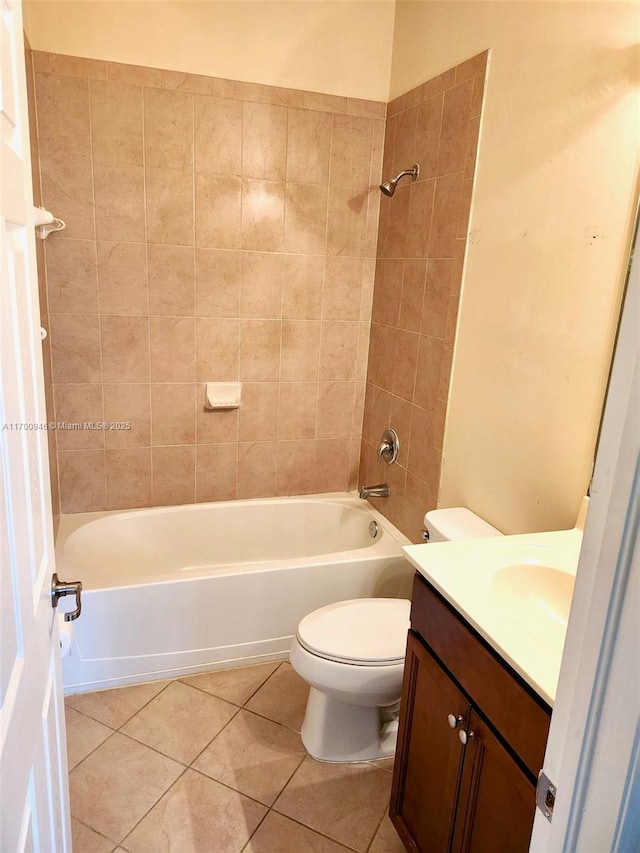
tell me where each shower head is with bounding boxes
[380,164,420,197]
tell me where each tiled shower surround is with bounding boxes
[360,53,487,540]
[31,52,384,513]
[29,50,486,537]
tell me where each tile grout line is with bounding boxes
[86,77,108,506]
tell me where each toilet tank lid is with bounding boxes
[424,507,503,541]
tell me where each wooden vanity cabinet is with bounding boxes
[390,574,552,853]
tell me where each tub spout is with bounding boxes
[359,483,390,499]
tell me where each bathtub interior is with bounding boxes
[58,493,415,694]
[57,494,401,589]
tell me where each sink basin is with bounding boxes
[492,563,575,644]
[402,528,583,703]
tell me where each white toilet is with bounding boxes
[290,507,502,762]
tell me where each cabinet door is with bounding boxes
[391,631,471,852]
[453,709,537,853]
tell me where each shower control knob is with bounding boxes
[459,729,475,745]
[447,714,464,729]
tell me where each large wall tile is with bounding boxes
[145,88,194,171]
[103,384,151,448]
[322,257,363,321]
[58,450,106,513]
[53,384,104,450]
[239,320,281,382]
[148,245,195,316]
[105,448,152,509]
[242,102,287,181]
[196,175,241,249]
[150,317,196,382]
[195,249,240,317]
[195,96,242,177]
[147,167,194,246]
[100,315,150,382]
[90,80,143,165]
[237,441,277,499]
[329,114,374,189]
[286,108,331,185]
[97,242,148,315]
[45,239,98,313]
[152,445,195,505]
[275,440,316,496]
[50,313,102,383]
[238,383,279,442]
[326,187,368,257]
[40,156,95,240]
[151,384,196,445]
[240,252,283,319]
[196,444,237,502]
[277,382,318,440]
[282,255,324,319]
[284,183,328,255]
[241,179,285,252]
[35,73,91,161]
[196,318,240,381]
[319,321,359,381]
[280,321,321,381]
[94,163,146,242]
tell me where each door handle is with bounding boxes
[51,573,82,622]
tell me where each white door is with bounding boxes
[0,0,71,850]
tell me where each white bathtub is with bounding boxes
[56,493,412,694]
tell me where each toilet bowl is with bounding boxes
[290,507,504,763]
[290,598,410,763]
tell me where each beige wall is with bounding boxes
[23,0,395,101]
[391,1,640,533]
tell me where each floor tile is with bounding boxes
[367,757,395,773]
[193,709,305,805]
[65,707,112,770]
[244,811,351,852]
[369,814,405,852]
[245,662,309,731]
[71,817,115,853]
[69,732,183,843]
[121,680,238,764]
[123,768,267,853]
[181,661,280,705]
[65,680,169,729]
[274,756,392,852]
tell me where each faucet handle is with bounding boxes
[377,428,399,464]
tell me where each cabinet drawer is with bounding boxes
[410,573,550,778]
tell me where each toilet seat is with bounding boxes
[296,598,410,666]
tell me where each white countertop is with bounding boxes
[403,528,583,706]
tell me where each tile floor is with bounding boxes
[65,661,406,853]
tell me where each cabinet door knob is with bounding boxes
[459,729,475,745]
[447,713,464,729]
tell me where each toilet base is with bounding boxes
[301,687,399,763]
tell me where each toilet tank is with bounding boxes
[424,508,502,542]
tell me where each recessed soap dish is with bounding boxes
[204,382,241,410]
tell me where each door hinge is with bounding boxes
[536,770,556,822]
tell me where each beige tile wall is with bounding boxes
[31,52,385,513]
[25,39,60,524]
[360,52,488,541]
